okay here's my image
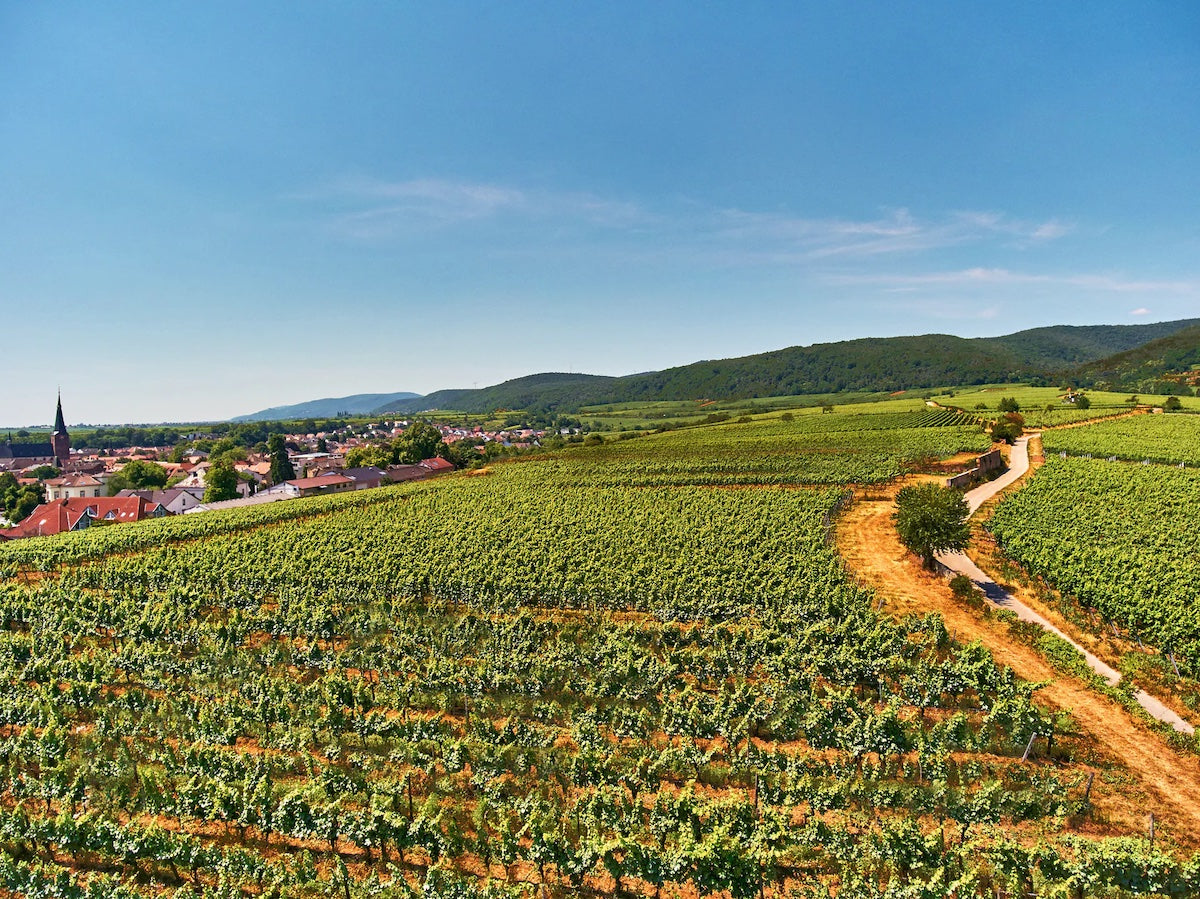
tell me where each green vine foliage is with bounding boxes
[0,405,1191,896]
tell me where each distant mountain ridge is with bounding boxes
[230,319,1199,421]
[371,318,1200,415]
[233,392,422,422]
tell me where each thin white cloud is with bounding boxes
[1031,220,1074,240]
[301,177,1073,261]
[833,268,1199,294]
[308,176,650,239]
[1130,307,1151,315]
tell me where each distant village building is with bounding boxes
[117,487,205,515]
[386,464,430,483]
[290,452,341,479]
[3,496,167,539]
[261,473,355,498]
[419,457,455,475]
[342,466,387,490]
[44,474,106,501]
[0,394,71,471]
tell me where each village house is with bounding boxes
[342,466,387,490]
[44,473,107,501]
[419,457,455,475]
[172,462,211,489]
[385,463,430,483]
[261,473,355,498]
[116,487,206,515]
[3,496,168,539]
[290,452,342,478]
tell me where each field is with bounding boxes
[987,457,1200,672]
[0,406,1197,897]
[576,391,900,429]
[934,385,1200,429]
[531,405,990,487]
[1040,413,1200,466]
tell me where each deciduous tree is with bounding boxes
[204,463,240,502]
[894,483,970,569]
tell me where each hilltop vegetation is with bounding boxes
[374,319,1200,416]
[1073,325,1200,394]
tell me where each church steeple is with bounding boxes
[51,393,70,469]
[53,393,67,436]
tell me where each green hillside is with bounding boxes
[990,319,1200,369]
[379,372,617,415]
[1072,324,1200,394]
[376,318,1200,415]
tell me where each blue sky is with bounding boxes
[2,2,1198,425]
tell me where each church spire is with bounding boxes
[51,393,70,469]
[53,392,66,436]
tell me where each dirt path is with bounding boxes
[836,478,1200,845]
[936,436,1193,735]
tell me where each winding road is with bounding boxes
[936,435,1195,735]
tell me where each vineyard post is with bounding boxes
[1148,813,1155,848]
[1082,772,1094,807]
[1020,732,1036,763]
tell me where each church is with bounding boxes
[0,395,71,471]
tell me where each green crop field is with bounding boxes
[530,403,990,488]
[936,385,1200,429]
[576,391,900,429]
[0,409,1196,897]
[1041,413,1200,466]
[988,458,1200,670]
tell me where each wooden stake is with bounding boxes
[1021,732,1037,763]
[1149,813,1155,848]
[1083,771,1095,807]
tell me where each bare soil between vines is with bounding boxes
[836,484,1200,848]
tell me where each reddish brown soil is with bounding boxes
[836,484,1200,848]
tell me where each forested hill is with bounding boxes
[373,318,1200,414]
[234,392,422,422]
[991,319,1200,370]
[377,373,618,415]
[1072,324,1200,393]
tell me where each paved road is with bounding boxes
[936,435,1195,735]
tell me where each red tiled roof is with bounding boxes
[285,474,353,488]
[6,496,160,539]
[44,474,104,488]
[419,457,454,471]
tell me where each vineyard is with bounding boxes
[987,457,1200,674]
[1040,414,1200,466]
[0,408,1197,897]
[525,410,991,488]
[934,385,1191,430]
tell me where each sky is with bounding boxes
[2,2,1198,425]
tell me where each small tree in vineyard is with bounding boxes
[894,483,970,569]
